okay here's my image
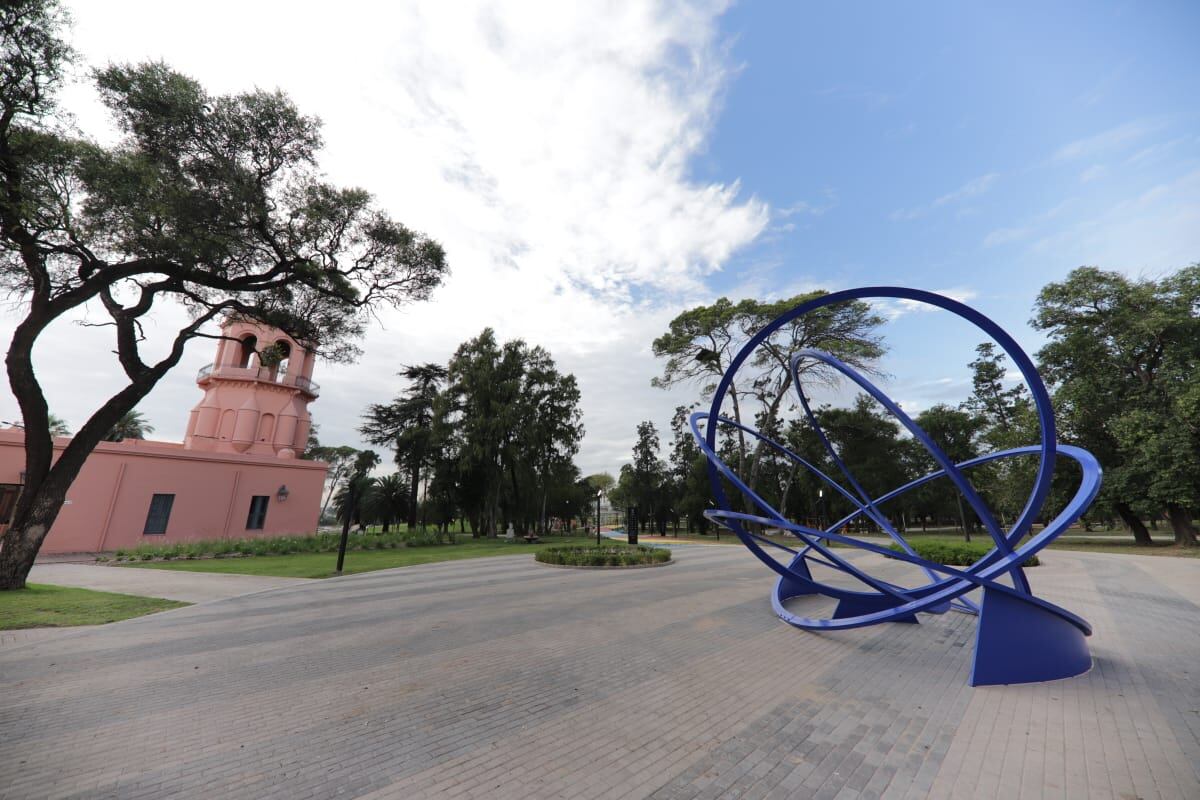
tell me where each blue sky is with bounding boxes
[711,1,1197,335]
[683,0,1200,415]
[4,1,1198,473]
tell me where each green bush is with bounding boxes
[535,544,671,567]
[107,528,461,562]
[887,540,1039,568]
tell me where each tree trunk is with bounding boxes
[407,462,420,529]
[0,468,78,589]
[1114,501,1152,546]
[745,379,791,495]
[540,488,548,535]
[955,494,971,543]
[1165,503,1198,547]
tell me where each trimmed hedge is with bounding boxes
[110,529,452,562]
[887,540,1040,567]
[535,544,671,568]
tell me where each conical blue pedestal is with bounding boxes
[969,588,1092,686]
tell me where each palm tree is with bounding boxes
[47,414,70,437]
[365,473,408,532]
[104,410,155,442]
[334,474,376,532]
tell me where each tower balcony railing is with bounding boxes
[196,363,320,397]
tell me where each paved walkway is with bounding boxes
[1,547,1197,799]
[26,563,311,603]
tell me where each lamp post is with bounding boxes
[336,479,356,574]
[596,488,603,545]
[819,487,827,546]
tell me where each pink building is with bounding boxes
[0,320,329,554]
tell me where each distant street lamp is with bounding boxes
[596,488,603,545]
[819,487,828,546]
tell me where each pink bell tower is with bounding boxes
[184,318,319,459]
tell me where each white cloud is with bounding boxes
[776,190,836,218]
[1031,168,1200,274]
[983,227,1031,248]
[933,173,999,206]
[0,0,770,475]
[1079,164,1108,183]
[891,173,998,222]
[1053,119,1164,162]
[877,287,979,321]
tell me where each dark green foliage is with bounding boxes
[103,410,154,442]
[112,528,451,562]
[1033,265,1200,546]
[360,363,449,528]
[534,544,671,567]
[434,329,584,537]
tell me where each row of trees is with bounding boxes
[355,328,590,537]
[618,268,1199,547]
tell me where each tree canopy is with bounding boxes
[0,1,448,587]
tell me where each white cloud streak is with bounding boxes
[1053,119,1164,162]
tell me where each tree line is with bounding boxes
[331,328,591,537]
[615,266,1200,547]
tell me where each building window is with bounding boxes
[246,495,270,530]
[143,493,175,535]
[0,483,21,525]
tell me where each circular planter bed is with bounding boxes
[535,544,672,569]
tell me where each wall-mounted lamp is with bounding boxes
[276,484,290,502]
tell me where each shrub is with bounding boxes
[535,544,671,567]
[104,528,452,562]
[887,540,1039,568]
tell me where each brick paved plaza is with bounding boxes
[1,545,1198,799]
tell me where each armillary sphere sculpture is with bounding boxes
[692,287,1102,686]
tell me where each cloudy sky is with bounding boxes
[2,0,1198,474]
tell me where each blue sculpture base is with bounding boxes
[775,556,817,600]
[969,588,1092,686]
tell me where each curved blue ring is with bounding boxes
[699,287,1090,631]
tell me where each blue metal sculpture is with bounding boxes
[693,287,1102,686]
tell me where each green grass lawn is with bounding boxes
[122,536,604,578]
[0,584,188,630]
[834,533,1200,559]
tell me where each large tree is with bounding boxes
[0,2,448,587]
[651,292,885,494]
[912,404,983,540]
[630,420,667,532]
[431,329,583,537]
[1033,265,1200,546]
[360,362,448,529]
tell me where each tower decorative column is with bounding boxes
[184,319,320,458]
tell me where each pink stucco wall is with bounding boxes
[0,429,328,554]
